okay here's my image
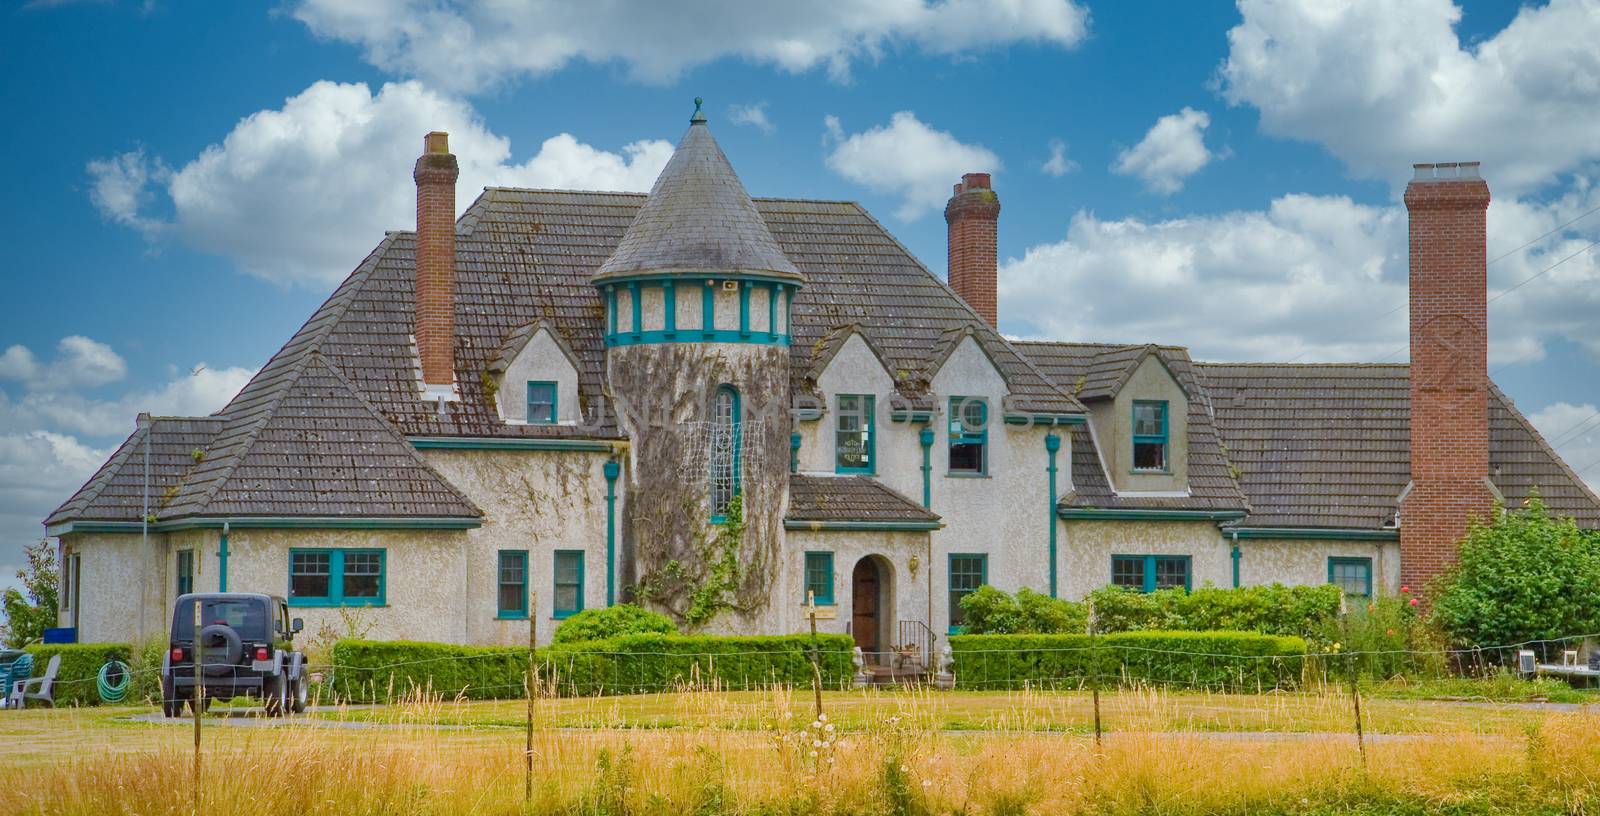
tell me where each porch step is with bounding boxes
[867,665,930,686]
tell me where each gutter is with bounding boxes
[410,436,616,452]
[603,459,620,607]
[1224,527,1400,542]
[48,516,483,536]
[1230,529,1240,589]
[784,519,943,532]
[918,428,934,509]
[1045,432,1061,598]
[1057,508,1248,522]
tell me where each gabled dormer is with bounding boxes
[487,319,583,425]
[1081,345,1189,493]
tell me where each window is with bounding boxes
[948,397,989,474]
[835,394,875,473]
[1110,555,1191,593]
[526,381,557,424]
[1132,400,1168,471]
[553,550,584,619]
[498,550,528,618]
[948,554,988,633]
[1329,557,1373,597]
[708,385,741,520]
[804,552,834,605]
[176,549,194,596]
[288,549,385,606]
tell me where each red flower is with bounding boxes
[1401,585,1410,594]
[1409,598,1419,607]
[1386,629,1395,637]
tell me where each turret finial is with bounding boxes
[690,96,706,124]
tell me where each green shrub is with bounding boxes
[552,604,676,644]
[541,633,855,697]
[1088,583,1342,640]
[1431,497,1600,658]
[21,642,134,707]
[1313,593,1446,681]
[949,630,1306,691]
[331,633,857,701]
[959,586,1087,635]
[331,640,527,702]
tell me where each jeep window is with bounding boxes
[173,598,267,640]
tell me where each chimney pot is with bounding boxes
[424,131,450,154]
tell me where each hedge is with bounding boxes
[21,642,164,707]
[1087,584,1343,640]
[950,631,1307,691]
[331,633,857,702]
[541,633,855,697]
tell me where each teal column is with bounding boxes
[218,521,230,592]
[604,459,620,606]
[701,281,715,339]
[767,283,778,341]
[1045,432,1060,598]
[918,427,934,508]
[628,282,642,341]
[789,432,801,473]
[663,281,676,338]
[738,282,751,337]
[1231,531,1241,589]
[605,286,617,341]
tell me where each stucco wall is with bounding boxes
[57,532,168,644]
[496,328,582,425]
[1059,520,1230,599]
[1239,538,1402,595]
[779,529,933,646]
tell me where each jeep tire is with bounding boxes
[263,674,287,717]
[160,676,181,718]
[290,674,308,714]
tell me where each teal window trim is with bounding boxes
[1328,556,1374,597]
[526,381,557,424]
[288,548,386,607]
[767,283,778,341]
[701,281,715,340]
[604,329,791,348]
[553,550,584,619]
[1110,554,1191,593]
[496,550,529,619]
[738,281,751,337]
[1132,400,1169,473]
[835,393,876,474]
[662,280,676,338]
[947,396,989,475]
[176,549,194,596]
[606,286,618,338]
[709,385,742,524]
[947,553,987,634]
[628,282,642,341]
[803,551,835,605]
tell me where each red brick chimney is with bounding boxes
[414,131,458,398]
[1401,162,1495,592]
[945,173,1000,327]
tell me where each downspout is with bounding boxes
[918,427,934,508]
[603,459,620,607]
[219,521,230,592]
[1045,432,1060,598]
[789,432,801,474]
[1230,529,1240,589]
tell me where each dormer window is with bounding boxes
[1132,400,1168,471]
[835,394,875,473]
[526,381,557,424]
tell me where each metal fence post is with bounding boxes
[1088,600,1102,749]
[807,591,824,720]
[192,599,203,815]
[526,591,537,805]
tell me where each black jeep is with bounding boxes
[162,593,307,717]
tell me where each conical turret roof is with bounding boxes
[594,104,802,284]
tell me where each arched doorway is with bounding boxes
[851,556,892,657]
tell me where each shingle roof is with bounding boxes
[595,121,802,284]
[1016,342,1248,513]
[1197,363,1600,530]
[44,417,222,526]
[786,475,940,525]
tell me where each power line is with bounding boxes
[1487,239,1600,305]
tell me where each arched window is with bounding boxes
[708,385,741,520]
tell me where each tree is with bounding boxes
[2,540,59,648]
[1431,497,1600,654]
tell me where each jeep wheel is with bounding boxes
[290,675,308,714]
[263,675,287,717]
[160,676,181,718]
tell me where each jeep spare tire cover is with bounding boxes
[198,623,243,676]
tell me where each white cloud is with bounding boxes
[291,0,1089,92]
[1527,402,1600,492]
[1112,107,1213,194]
[0,335,126,392]
[1042,138,1077,177]
[728,102,775,134]
[823,111,1000,221]
[87,147,170,234]
[89,80,674,288]
[1219,0,1600,195]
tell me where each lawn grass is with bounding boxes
[2,687,1597,814]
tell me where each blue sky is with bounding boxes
[3,0,1599,582]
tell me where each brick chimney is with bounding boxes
[1400,162,1495,592]
[414,131,459,399]
[945,173,1000,327]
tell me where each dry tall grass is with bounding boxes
[2,685,1593,815]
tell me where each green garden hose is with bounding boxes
[97,660,131,704]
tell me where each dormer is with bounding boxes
[487,319,582,425]
[1082,345,1189,493]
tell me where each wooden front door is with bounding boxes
[852,558,880,653]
